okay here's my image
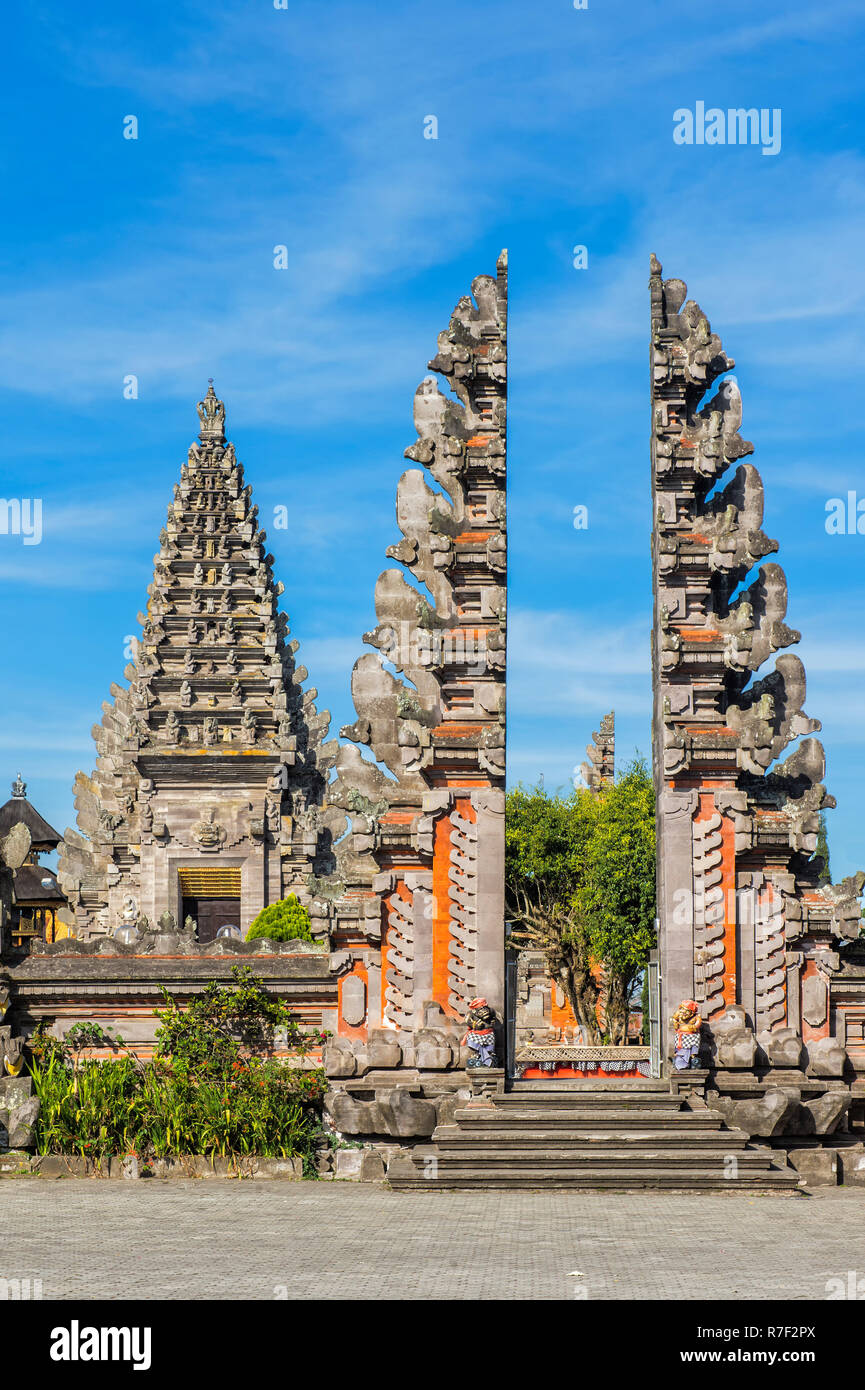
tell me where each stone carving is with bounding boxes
[325,1085,437,1138]
[191,810,225,851]
[692,813,726,1018]
[318,254,508,1054]
[807,1035,846,1078]
[711,1087,801,1139]
[0,815,31,954]
[670,999,702,1070]
[448,809,478,1015]
[710,1005,757,1070]
[0,1028,25,1077]
[580,711,615,791]
[0,1076,40,1150]
[650,256,864,1067]
[462,997,497,1068]
[0,1019,39,1153]
[383,889,414,1032]
[340,974,366,1028]
[802,974,828,1029]
[756,1027,802,1069]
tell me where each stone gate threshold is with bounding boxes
[384,1079,856,1192]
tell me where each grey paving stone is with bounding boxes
[0,1181,863,1301]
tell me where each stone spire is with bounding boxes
[649,256,863,1053]
[59,386,335,938]
[581,712,615,791]
[196,380,226,444]
[320,253,508,1041]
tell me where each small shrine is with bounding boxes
[0,776,66,952]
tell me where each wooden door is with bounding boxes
[182,896,242,944]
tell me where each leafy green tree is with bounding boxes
[580,760,656,1043]
[506,759,657,1045]
[153,965,307,1079]
[246,894,313,943]
[506,780,603,1040]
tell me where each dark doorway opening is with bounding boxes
[182,896,241,945]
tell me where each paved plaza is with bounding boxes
[2,1181,864,1301]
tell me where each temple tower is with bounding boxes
[58,385,335,941]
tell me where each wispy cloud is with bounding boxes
[2,0,865,876]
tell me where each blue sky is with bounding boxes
[1,0,864,879]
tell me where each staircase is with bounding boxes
[387,1080,801,1191]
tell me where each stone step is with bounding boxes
[433,1129,753,1151]
[451,1107,728,1128]
[428,1144,775,1165]
[389,1168,800,1191]
[392,1082,802,1192]
[389,1144,799,1190]
[491,1092,682,1109]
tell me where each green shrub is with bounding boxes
[29,967,327,1167]
[246,894,313,943]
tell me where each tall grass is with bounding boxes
[30,1052,325,1165]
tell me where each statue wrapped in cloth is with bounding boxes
[463,997,497,1068]
[670,999,703,1070]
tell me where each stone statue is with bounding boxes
[462,997,497,1068]
[191,809,224,849]
[671,1000,703,1070]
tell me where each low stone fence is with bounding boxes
[0,1149,393,1181]
[1,1153,306,1180]
[514,1044,651,1080]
